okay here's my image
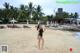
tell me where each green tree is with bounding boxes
[18,5,26,22]
[3,2,10,9]
[36,5,44,21]
[74,12,78,19]
[28,2,34,20]
[3,2,10,23]
[0,9,2,18]
[69,13,74,18]
[47,15,53,21]
[74,12,79,25]
[55,12,69,23]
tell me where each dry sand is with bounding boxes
[0,24,80,53]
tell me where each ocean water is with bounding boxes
[74,32,80,40]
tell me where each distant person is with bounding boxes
[37,24,45,49]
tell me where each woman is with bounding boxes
[37,24,45,49]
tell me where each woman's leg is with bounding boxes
[41,37,44,49]
[37,36,41,49]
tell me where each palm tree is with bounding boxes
[0,9,2,18]
[74,12,78,19]
[69,13,74,18]
[0,9,3,23]
[10,5,14,10]
[74,12,79,25]
[47,15,53,22]
[18,4,29,22]
[20,4,26,10]
[28,2,34,20]
[10,7,19,21]
[3,2,10,9]
[3,2,10,23]
[36,5,41,19]
[9,5,14,19]
[35,5,44,23]
[55,12,69,24]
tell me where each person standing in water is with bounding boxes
[37,24,45,49]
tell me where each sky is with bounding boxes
[0,0,80,16]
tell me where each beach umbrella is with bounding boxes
[10,18,17,24]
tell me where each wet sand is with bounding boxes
[0,24,80,53]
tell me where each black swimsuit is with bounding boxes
[38,28,43,37]
[37,24,44,37]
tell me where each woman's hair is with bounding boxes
[37,24,41,30]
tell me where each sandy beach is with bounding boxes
[0,24,80,53]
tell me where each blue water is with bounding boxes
[74,32,80,40]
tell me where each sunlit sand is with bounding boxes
[0,24,80,53]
